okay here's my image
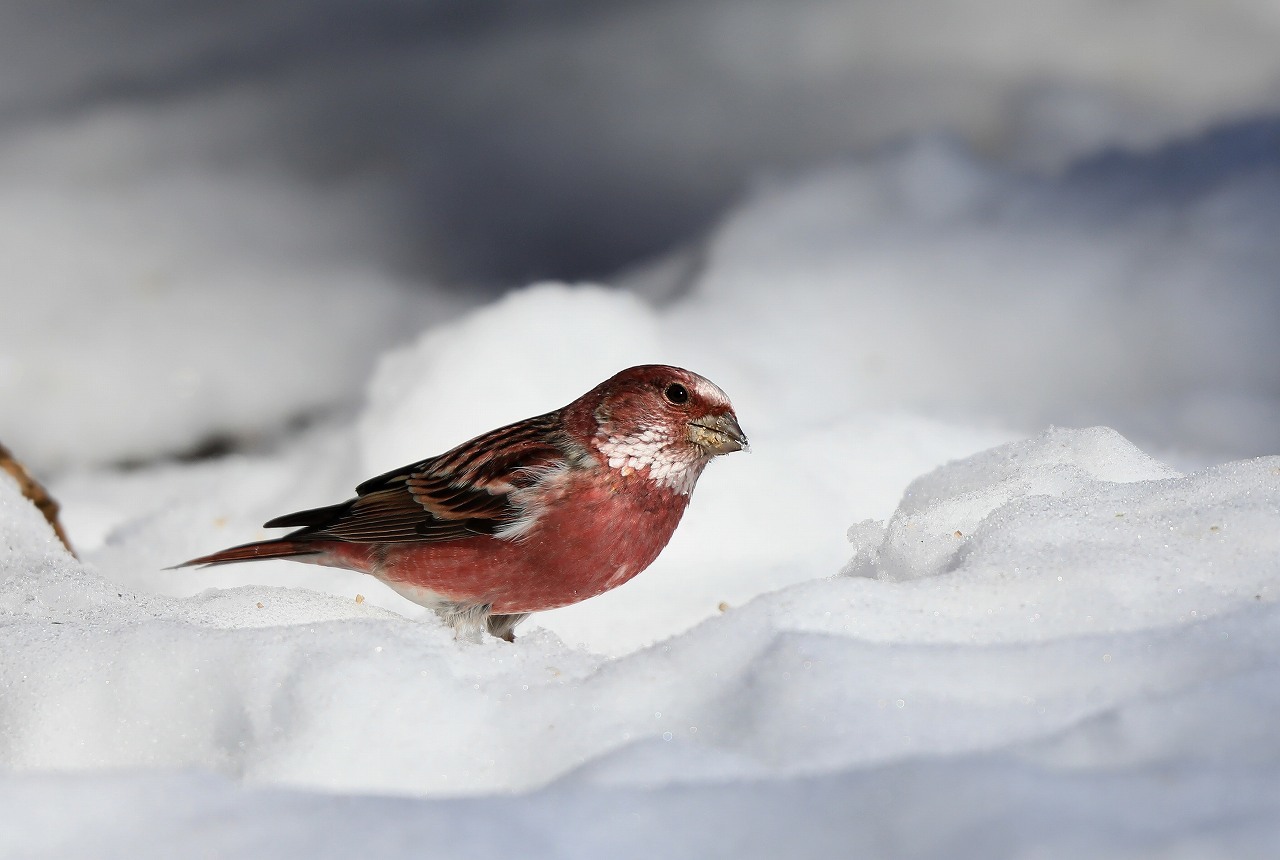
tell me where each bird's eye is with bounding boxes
[664,382,689,405]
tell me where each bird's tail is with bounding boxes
[171,539,321,569]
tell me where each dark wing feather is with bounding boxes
[263,504,349,530]
[266,411,568,544]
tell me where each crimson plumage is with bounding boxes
[177,365,747,640]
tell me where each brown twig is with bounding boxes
[0,441,76,557]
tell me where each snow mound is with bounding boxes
[839,426,1280,642]
[852,425,1179,581]
[358,284,667,478]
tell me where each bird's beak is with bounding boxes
[689,412,750,455]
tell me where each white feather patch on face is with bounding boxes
[595,427,708,495]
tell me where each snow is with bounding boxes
[358,285,669,478]
[5,4,1280,858]
[5,428,1280,855]
[851,425,1181,583]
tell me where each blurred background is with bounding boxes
[3,0,1280,473]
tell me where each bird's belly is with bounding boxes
[376,479,689,614]
[378,579,454,613]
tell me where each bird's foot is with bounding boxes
[486,613,530,642]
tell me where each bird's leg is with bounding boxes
[486,613,530,642]
[436,602,528,642]
[437,602,492,642]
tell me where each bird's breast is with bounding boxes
[505,471,691,609]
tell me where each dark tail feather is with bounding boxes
[170,539,321,569]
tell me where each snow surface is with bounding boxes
[6,419,1280,857]
[5,5,1280,858]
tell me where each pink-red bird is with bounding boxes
[179,365,747,640]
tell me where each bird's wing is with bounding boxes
[265,412,570,544]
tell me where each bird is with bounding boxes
[177,365,748,641]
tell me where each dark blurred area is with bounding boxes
[5,0,1279,286]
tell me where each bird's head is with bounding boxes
[565,365,748,495]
